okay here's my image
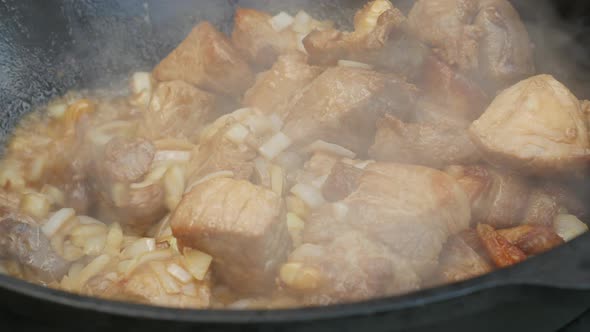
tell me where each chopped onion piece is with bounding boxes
[83,234,107,256]
[332,202,349,221]
[270,11,294,32]
[130,165,168,189]
[554,214,589,242]
[268,113,284,132]
[42,208,75,238]
[164,165,185,211]
[182,283,199,297]
[121,249,175,276]
[287,212,305,235]
[259,132,292,160]
[154,150,191,163]
[74,254,111,291]
[286,195,310,219]
[19,192,50,220]
[184,171,234,194]
[130,72,152,95]
[47,102,68,119]
[292,11,312,33]
[77,216,104,225]
[70,224,107,243]
[183,248,212,281]
[225,123,251,145]
[253,157,271,187]
[337,59,373,70]
[41,184,65,206]
[62,242,85,262]
[150,261,181,294]
[121,238,156,259]
[270,165,284,195]
[104,222,123,256]
[307,140,356,159]
[167,263,193,283]
[290,183,326,209]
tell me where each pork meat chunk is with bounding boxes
[281,66,417,153]
[243,54,323,118]
[407,0,534,92]
[153,22,254,97]
[369,114,480,169]
[469,75,590,175]
[170,177,290,293]
[282,231,420,305]
[139,81,216,141]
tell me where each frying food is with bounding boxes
[0,0,588,310]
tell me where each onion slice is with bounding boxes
[337,59,373,70]
[290,183,326,209]
[270,12,294,32]
[259,132,292,160]
[42,208,76,238]
[306,140,356,159]
[183,248,212,281]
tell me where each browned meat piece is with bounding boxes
[476,224,527,267]
[153,22,254,97]
[139,81,216,141]
[0,213,69,283]
[469,75,590,175]
[407,0,534,92]
[418,57,489,121]
[232,8,300,68]
[187,115,258,183]
[283,231,420,305]
[322,162,363,201]
[170,177,290,293]
[103,137,155,183]
[243,54,323,117]
[281,66,417,153]
[497,225,564,255]
[305,162,471,277]
[369,114,480,169]
[435,233,493,284]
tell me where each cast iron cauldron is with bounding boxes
[1,1,590,331]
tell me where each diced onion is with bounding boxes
[286,195,310,219]
[70,223,107,241]
[111,183,128,207]
[290,183,326,209]
[307,140,356,159]
[554,214,589,242]
[47,102,68,119]
[29,154,47,182]
[253,158,271,187]
[292,11,312,33]
[337,59,373,70]
[167,263,193,284]
[184,171,234,194]
[270,165,284,195]
[74,254,111,292]
[42,208,76,238]
[270,12,294,32]
[268,113,284,133]
[183,248,212,281]
[121,238,156,259]
[104,222,123,256]
[182,283,199,297]
[130,72,152,95]
[287,212,305,246]
[62,242,85,262]
[259,132,292,160]
[164,165,185,211]
[243,115,274,136]
[279,263,321,290]
[225,123,251,145]
[41,184,65,207]
[154,150,192,163]
[130,165,169,189]
[120,249,174,276]
[77,216,105,225]
[150,261,181,294]
[82,234,107,256]
[19,192,50,220]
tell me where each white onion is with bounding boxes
[154,150,191,163]
[332,202,349,221]
[290,183,326,209]
[292,11,312,33]
[150,261,181,294]
[184,171,234,194]
[268,113,284,132]
[164,165,185,211]
[77,216,104,225]
[121,238,156,259]
[182,283,199,297]
[19,192,50,220]
[104,222,123,256]
[307,140,356,159]
[74,254,111,291]
[270,165,284,195]
[121,249,175,276]
[130,72,152,95]
[47,102,68,119]
[167,263,193,283]
[41,184,65,206]
[82,234,107,256]
[183,248,212,281]
[253,157,271,187]
[42,208,76,238]
[130,165,168,189]
[554,214,589,242]
[259,132,292,160]
[337,59,373,70]
[287,212,305,231]
[225,123,251,145]
[243,115,274,136]
[270,12,294,32]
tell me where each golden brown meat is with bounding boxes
[476,224,527,267]
[497,225,564,255]
[369,114,480,169]
[153,22,254,97]
[281,66,417,153]
[469,75,590,175]
[103,137,155,183]
[282,231,420,305]
[170,177,290,293]
[243,54,323,118]
[305,162,471,277]
[232,8,300,68]
[139,81,216,141]
[407,0,534,92]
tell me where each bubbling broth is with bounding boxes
[0,0,589,309]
